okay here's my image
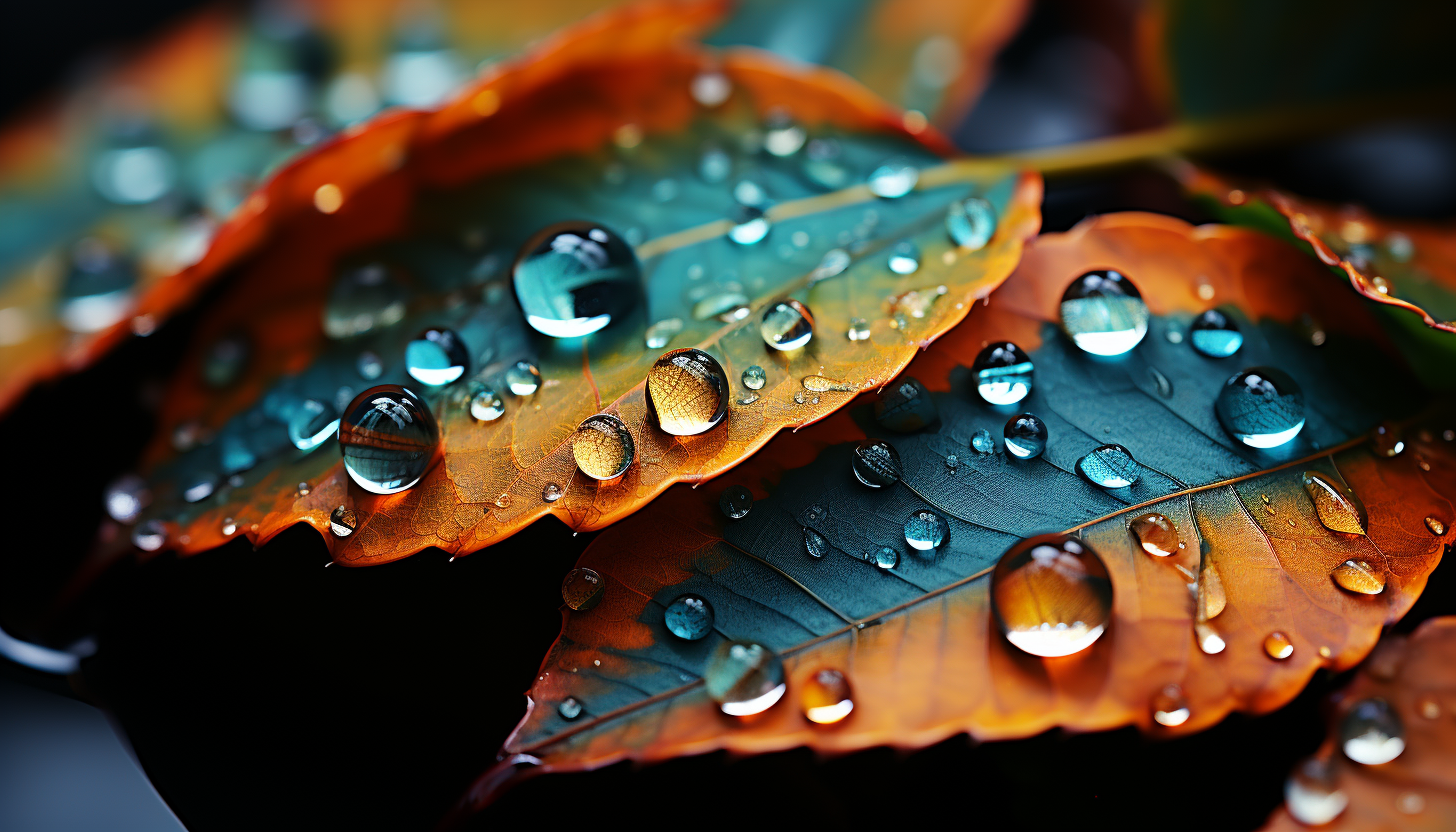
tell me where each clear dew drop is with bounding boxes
[729,207,771,245]
[874,547,899,569]
[557,696,583,721]
[512,222,639,338]
[322,263,408,338]
[469,386,505,422]
[1130,513,1179,557]
[1216,367,1306,448]
[763,113,806,157]
[104,474,150,524]
[992,534,1113,657]
[706,640,786,716]
[904,510,948,551]
[846,318,872,341]
[946,196,997,250]
[1426,516,1447,536]
[1147,366,1174,399]
[561,567,604,611]
[505,361,542,396]
[571,414,635,481]
[719,485,753,519]
[945,454,958,471]
[1302,471,1366,534]
[644,318,684,349]
[1264,631,1295,660]
[664,593,714,641]
[971,341,1033,405]
[698,145,731,183]
[1059,270,1150,357]
[1285,757,1348,826]
[971,429,995,454]
[329,505,357,538]
[738,366,767,394]
[287,400,340,451]
[542,482,563,503]
[132,519,167,552]
[760,299,815,350]
[1189,309,1244,358]
[1003,412,1048,460]
[1196,622,1227,654]
[405,327,470,386]
[867,158,919,198]
[874,377,938,432]
[338,385,440,495]
[691,292,750,322]
[887,241,921,274]
[1078,444,1141,488]
[1341,698,1406,765]
[811,248,851,281]
[802,375,854,393]
[1151,684,1190,727]
[356,350,384,380]
[802,668,854,725]
[1331,559,1386,595]
[804,527,829,558]
[647,348,729,436]
[851,439,902,488]
[221,517,237,536]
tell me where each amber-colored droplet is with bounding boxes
[1196,622,1226,654]
[571,414,635,480]
[1331,559,1386,595]
[1129,513,1178,557]
[313,183,344,214]
[991,534,1113,658]
[646,349,729,436]
[1426,516,1447,536]
[1198,560,1227,622]
[1302,471,1366,534]
[1319,646,1332,659]
[1265,631,1294,660]
[1416,694,1441,720]
[802,668,854,725]
[1151,684,1190,727]
[561,567,605,611]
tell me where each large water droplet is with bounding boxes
[664,594,714,641]
[867,158,918,198]
[323,263,407,338]
[904,510,947,551]
[719,485,753,519]
[469,386,505,422]
[644,318,684,349]
[874,377,937,432]
[1302,471,1366,534]
[1003,413,1047,459]
[972,342,1033,405]
[1059,270,1149,356]
[887,241,921,274]
[561,567,605,611]
[557,697,583,720]
[1264,631,1294,660]
[1151,684,1190,727]
[1331,559,1385,595]
[513,222,639,338]
[338,385,440,494]
[992,534,1113,657]
[706,640,786,716]
[287,400,340,451]
[1341,698,1405,765]
[330,505,357,537]
[971,429,995,454]
[571,414,635,481]
[647,348,728,436]
[105,474,150,524]
[946,196,996,250]
[505,361,542,396]
[802,668,854,725]
[1216,367,1306,448]
[851,439,902,488]
[741,365,767,391]
[760,299,814,350]
[405,327,469,386]
[1189,309,1243,358]
[1078,444,1140,488]
[1129,513,1178,556]
[1285,757,1348,826]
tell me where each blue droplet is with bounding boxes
[338,385,440,494]
[558,696,583,720]
[664,594,714,641]
[867,158,919,198]
[1078,444,1141,488]
[972,341,1033,405]
[59,238,137,333]
[887,240,921,275]
[405,327,469,386]
[904,510,948,551]
[874,547,899,569]
[971,429,996,454]
[513,222,640,338]
[1216,367,1306,449]
[1004,412,1048,460]
[729,206,771,245]
[705,640,785,716]
[946,196,997,250]
[1060,270,1150,356]
[1189,309,1244,358]
[287,400,340,451]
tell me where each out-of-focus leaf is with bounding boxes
[462,212,1454,810]
[121,1,1042,565]
[1262,617,1456,831]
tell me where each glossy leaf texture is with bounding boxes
[466,212,1455,809]
[1262,617,1456,831]
[120,2,1043,565]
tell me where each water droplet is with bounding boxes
[1264,631,1294,660]
[1147,366,1174,399]
[1417,695,1440,720]
[851,439,902,488]
[946,196,996,250]
[802,375,854,393]
[1003,413,1048,460]
[1196,622,1226,654]
[1130,513,1178,557]
[1151,684,1190,727]
[132,519,167,552]
[1397,791,1426,815]
[729,207,771,245]
[803,527,829,558]
[557,696,583,720]
[846,318,872,341]
[706,640,786,716]
[182,474,215,504]
[1370,422,1405,457]
[763,113,806,157]
[1341,698,1405,765]
[1285,757,1348,826]
[356,350,384,380]
[104,475,150,524]
[469,386,505,422]
[793,392,805,405]
[1331,559,1385,595]
[202,335,250,388]
[971,341,1033,405]
[405,327,470,386]
[1302,471,1366,534]
[664,594,714,641]
[874,547,899,569]
[338,385,440,494]
[1189,309,1243,358]
[330,505,357,537]
[904,510,947,551]
[945,454,958,471]
[802,668,854,724]
[992,534,1113,657]
[505,361,542,396]
[571,414,635,481]
[323,263,407,338]
[874,377,937,432]
[738,365,768,393]
[1078,444,1140,488]
[1215,367,1306,448]
[719,485,753,519]
[513,223,639,338]
[760,299,814,350]
[971,429,995,454]
[644,318,684,349]
[1059,270,1150,356]
[1426,516,1446,536]
[867,158,918,198]
[887,241,921,274]
[561,567,604,611]
[296,482,311,497]
[647,348,729,436]
[288,400,340,451]
[811,248,851,282]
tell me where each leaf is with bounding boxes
[462,212,1455,811]
[122,4,1043,565]
[1261,616,1456,830]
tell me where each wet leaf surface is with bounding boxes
[465,213,1455,810]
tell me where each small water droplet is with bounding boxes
[1341,698,1405,765]
[1060,270,1150,356]
[540,482,564,503]
[405,327,470,386]
[802,668,854,724]
[846,318,871,341]
[557,696,583,720]
[494,493,512,509]
[356,350,384,380]
[296,482,311,497]
[1165,328,1184,344]
[945,454,958,471]
[904,510,947,551]
[505,361,542,396]
[706,640,786,716]
[1003,412,1048,460]
[946,196,996,250]
[811,248,851,282]
[339,385,440,494]
[851,439,902,488]
[793,392,805,405]
[971,429,995,454]
[287,400,340,451]
[469,386,505,422]
[512,223,639,338]
[719,485,753,519]
[804,527,828,558]
[105,475,150,524]
[1396,791,1426,815]
[873,377,937,432]
[738,365,768,393]
[972,341,1033,405]
[729,208,771,245]
[644,318,684,349]
[1146,366,1174,399]
[220,517,238,536]
[763,112,806,157]
[323,263,407,338]
[132,519,167,551]
[1151,684,1190,727]
[1302,471,1366,534]
[1189,309,1243,357]
[1414,694,1440,720]
[1130,513,1179,557]
[561,567,604,611]
[760,299,814,350]
[647,349,729,436]
[1078,444,1140,488]
[182,474,215,504]
[330,505,357,537]
[1331,559,1385,595]
[737,392,760,405]
[867,158,918,198]
[571,414,635,481]
[887,241,921,274]
[664,594,714,641]
[802,375,854,393]
[1196,622,1226,654]
[1264,631,1294,660]
[1285,757,1348,826]
[1425,516,1447,536]
[1216,367,1306,448]
[1370,422,1405,456]
[991,534,1113,657]
[874,547,899,569]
